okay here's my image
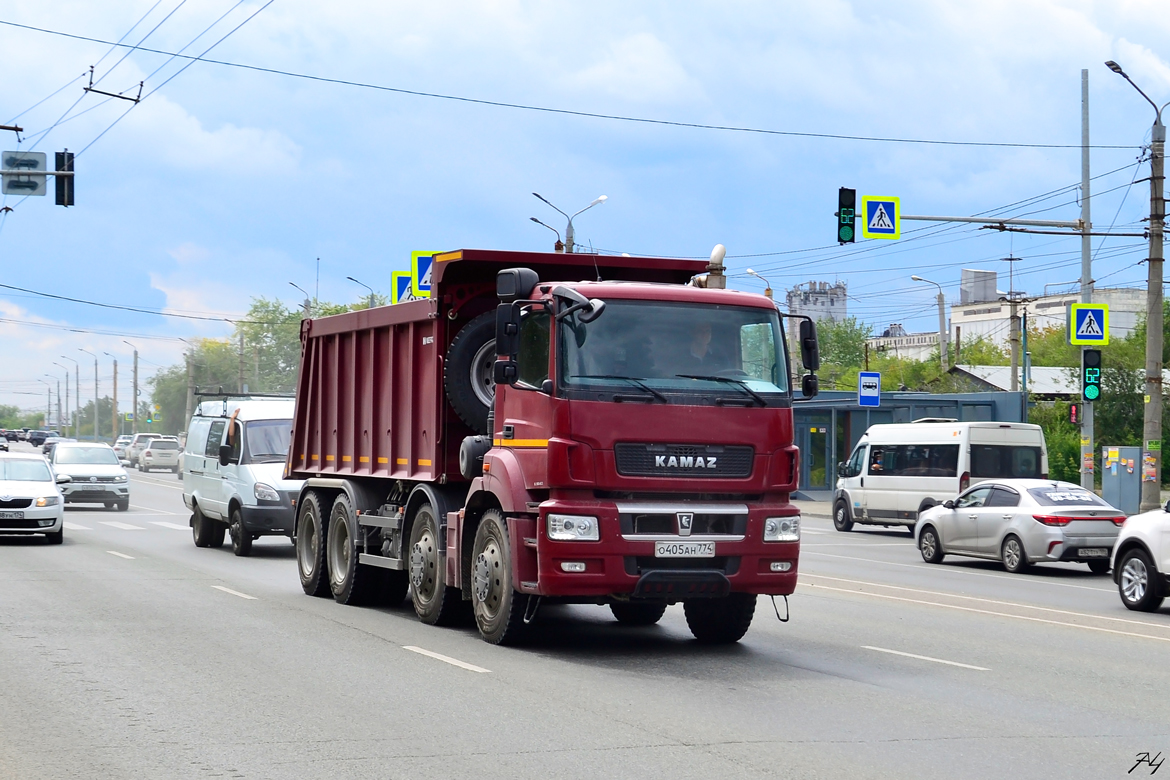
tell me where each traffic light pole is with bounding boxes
[1080,69,1095,492]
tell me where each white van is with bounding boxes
[833,420,1049,533]
[182,398,303,556]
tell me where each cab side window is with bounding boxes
[846,446,866,477]
[516,310,551,389]
[204,420,226,459]
[228,422,242,462]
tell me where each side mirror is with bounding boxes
[493,360,518,385]
[799,319,820,371]
[836,462,847,478]
[496,303,521,357]
[944,499,955,509]
[801,373,819,398]
[578,298,606,323]
[219,444,233,467]
[55,473,71,484]
[496,267,540,303]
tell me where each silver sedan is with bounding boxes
[914,479,1125,574]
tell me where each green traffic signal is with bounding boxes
[1082,349,1101,402]
[837,187,856,244]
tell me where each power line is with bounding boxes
[0,18,1141,151]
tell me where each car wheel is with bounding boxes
[229,506,253,557]
[104,502,114,510]
[44,528,63,545]
[833,500,854,532]
[1118,548,1165,612]
[1087,559,1110,575]
[919,525,944,563]
[1001,535,1029,574]
[117,500,129,512]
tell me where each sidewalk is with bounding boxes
[793,498,831,519]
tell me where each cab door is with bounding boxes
[862,444,899,523]
[837,444,867,517]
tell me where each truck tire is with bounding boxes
[444,311,496,434]
[229,506,253,557]
[683,593,757,644]
[409,500,464,625]
[470,508,527,644]
[327,494,384,606]
[297,491,331,597]
[610,602,667,626]
[192,503,224,548]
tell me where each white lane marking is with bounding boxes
[131,505,182,516]
[211,585,257,600]
[403,646,490,673]
[99,521,145,530]
[862,645,989,671]
[804,583,1170,644]
[803,550,1112,593]
[805,573,1170,632]
[64,522,91,530]
[803,542,906,547]
[127,474,184,492]
[801,529,831,535]
[150,521,190,531]
[105,550,134,559]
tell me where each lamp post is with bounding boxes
[529,217,564,252]
[59,355,79,439]
[1106,60,1168,511]
[43,375,60,430]
[122,341,138,435]
[911,276,950,371]
[178,338,195,429]
[532,193,607,254]
[745,268,774,300]
[52,363,69,437]
[289,282,312,317]
[79,348,98,441]
[104,352,118,438]
[36,379,51,429]
[346,276,375,310]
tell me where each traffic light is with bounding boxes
[54,151,74,207]
[1082,349,1102,401]
[1069,403,1080,424]
[836,187,856,244]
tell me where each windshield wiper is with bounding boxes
[675,374,767,406]
[575,374,668,403]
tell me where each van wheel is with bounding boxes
[1001,535,1029,574]
[919,525,944,563]
[408,500,464,625]
[470,509,527,644]
[296,491,331,597]
[833,501,854,532]
[192,504,223,548]
[444,311,496,434]
[229,506,253,557]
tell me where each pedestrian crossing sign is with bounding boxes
[392,271,421,304]
[860,196,900,239]
[410,251,438,298]
[1069,303,1109,345]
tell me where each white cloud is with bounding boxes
[566,33,703,104]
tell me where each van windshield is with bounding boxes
[244,420,292,463]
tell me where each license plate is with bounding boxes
[1078,548,1109,558]
[0,511,24,520]
[655,540,715,558]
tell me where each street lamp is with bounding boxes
[79,348,98,441]
[1105,60,1168,511]
[52,362,70,438]
[911,276,950,371]
[123,341,139,435]
[346,276,375,310]
[745,268,773,300]
[59,355,79,439]
[529,217,564,252]
[36,379,51,429]
[42,374,60,430]
[532,193,607,254]
[104,352,119,439]
[289,282,312,317]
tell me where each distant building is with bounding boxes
[786,280,848,324]
[952,282,1144,346]
[869,324,940,362]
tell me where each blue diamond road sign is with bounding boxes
[858,371,881,407]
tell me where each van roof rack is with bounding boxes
[911,417,958,423]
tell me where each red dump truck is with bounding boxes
[287,248,820,644]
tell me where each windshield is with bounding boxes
[0,459,52,481]
[560,300,788,400]
[245,420,292,462]
[149,441,179,451]
[55,446,120,465]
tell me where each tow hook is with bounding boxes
[770,594,790,623]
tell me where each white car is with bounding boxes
[51,442,130,511]
[1112,503,1170,612]
[140,439,181,472]
[112,435,134,462]
[0,452,66,543]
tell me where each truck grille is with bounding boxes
[614,443,753,478]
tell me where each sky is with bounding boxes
[0,0,1167,417]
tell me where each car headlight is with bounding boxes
[547,513,599,541]
[764,515,800,542]
[115,474,128,482]
[254,483,281,502]
[35,495,60,507]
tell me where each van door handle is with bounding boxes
[968,514,978,520]
[860,478,864,487]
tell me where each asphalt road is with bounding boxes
[2,449,1169,779]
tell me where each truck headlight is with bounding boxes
[764,515,800,542]
[254,483,280,502]
[547,514,599,541]
[35,495,60,507]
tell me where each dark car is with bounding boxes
[29,430,51,446]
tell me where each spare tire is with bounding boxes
[444,311,496,434]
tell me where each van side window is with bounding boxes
[204,420,227,459]
[186,418,211,456]
[868,444,958,477]
[971,446,1041,479]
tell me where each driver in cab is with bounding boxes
[678,321,730,374]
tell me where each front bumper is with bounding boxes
[61,484,128,503]
[0,507,63,534]
[527,499,800,599]
[239,504,295,536]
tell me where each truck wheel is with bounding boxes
[470,509,527,644]
[444,311,496,434]
[409,500,463,625]
[833,501,854,532]
[683,593,756,644]
[229,506,253,557]
[610,602,667,626]
[297,491,331,597]
[327,494,383,605]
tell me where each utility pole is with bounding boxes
[238,331,246,393]
[80,349,98,441]
[56,380,61,431]
[184,348,195,430]
[1009,295,1021,391]
[111,359,118,439]
[1079,69,1095,491]
[124,342,139,435]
